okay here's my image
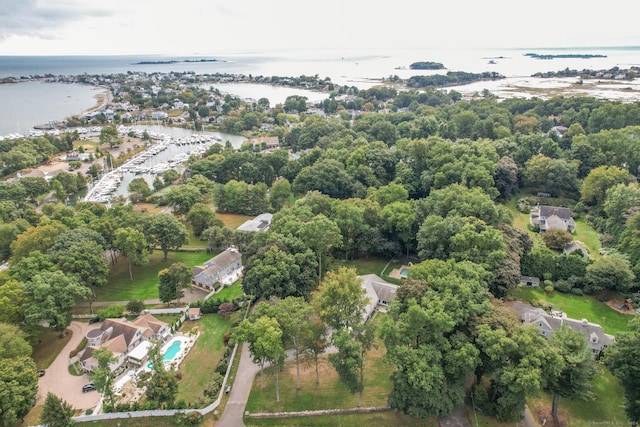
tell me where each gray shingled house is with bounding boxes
[192,247,242,291]
[358,274,398,321]
[521,308,614,355]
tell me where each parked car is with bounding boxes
[88,317,100,324]
[82,383,96,393]
[38,370,45,377]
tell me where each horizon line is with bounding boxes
[1,45,639,57]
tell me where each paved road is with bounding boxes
[216,343,258,427]
[36,321,101,411]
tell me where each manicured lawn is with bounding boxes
[511,287,633,336]
[573,218,601,259]
[176,314,232,405]
[217,212,254,229]
[527,363,626,427]
[211,280,244,301]
[30,326,73,369]
[505,195,602,259]
[245,411,438,426]
[330,257,392,277]
[97,251,213,301]
[75,413,217,426]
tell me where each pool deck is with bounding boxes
[389,264,410,279]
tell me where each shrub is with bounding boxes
[215,360,228,375]
[544,285,554,295]
[218,302,237,318]
[204,373,224,399]
[517,198,530,214]
[127,299,145,314]
[186,412,203,425]
[85,409,93,415]
[571,288,584,296]
[97,304,125,320]
[554,279,573,293]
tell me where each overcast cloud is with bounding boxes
[0,0,638,55]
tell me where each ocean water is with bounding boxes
[1,46,640,135]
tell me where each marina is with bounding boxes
[83,126,223,204]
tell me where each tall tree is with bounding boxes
[546,325,594,422]
[99,125,120,148]
[235,316,285,402]
[114,227,148,280]
[22,271,91,336]
[186,203,220,237]
[40,393,75,427]
[253,297,314,390]
[148,214,189,261]
[0,356,39,426]
[157,262,192,305]
[312,267,368,332]
[299,214,342,284]
[606,317,640,426]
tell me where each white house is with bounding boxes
[236,213,273,232]
[358,274,398,321]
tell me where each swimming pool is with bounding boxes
[163,340,181,362]
[400,268,409,277]
[146,338,185,369]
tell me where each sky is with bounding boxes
[0,0,638,55]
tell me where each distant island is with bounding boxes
[132,59,223,65]
[406,71,504,88]
[525,53,607,60]
[532,66,639,80]
[409,61,445,70]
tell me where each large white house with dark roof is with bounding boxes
[192,247,242,290]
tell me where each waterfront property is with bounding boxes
[192,247,243,290]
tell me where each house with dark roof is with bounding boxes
[80,313,170,372]
[521,308,614,355]
[192,247,243,291]
[530,205,576,233]
[358,274,398,321]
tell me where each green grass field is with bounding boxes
[30,326,73,369]
[330,257,393,277]
[511,287,633,336]
[217,212,254,229]
[97,251,213,301]
[176,314,231,404]
[527,363,626,426]
[245,411,438,426]
[504,195,601,259]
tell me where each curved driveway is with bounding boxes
[37,321,101,411]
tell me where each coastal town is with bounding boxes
[1,55,640,427]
